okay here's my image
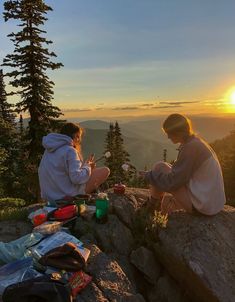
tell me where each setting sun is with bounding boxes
[223,87,235,112]
[230,91,235,105]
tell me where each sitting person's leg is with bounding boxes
[148,161,172,210]
[161,186,193,214]
[85,167,110,194]
[150,161,172,198]
[150,161,193,214]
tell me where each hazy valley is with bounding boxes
[77,116,235,169]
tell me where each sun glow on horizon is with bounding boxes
[230,90,235,105]
[223,87,235,112]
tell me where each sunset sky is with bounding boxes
[1,0,235,120]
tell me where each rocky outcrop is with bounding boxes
[154,205,235,302]
[130,246,161,285]
[0,221,32,242]
[80,244,145,302]
[1,188,234,302]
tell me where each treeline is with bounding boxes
[211,131,235,205]
[0,0,64,201]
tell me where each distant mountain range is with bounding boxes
[79,116,235,169]
[22,116,235,170]
[80,116,235,143]
[81,127,176,170]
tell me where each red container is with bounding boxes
[33,213,47,226]
[53,205,78,220]
[113,183,126,194]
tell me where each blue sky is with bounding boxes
[1,0,235,119]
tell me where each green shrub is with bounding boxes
[0,197,26,209]
[132,206,168,248]
[0,207,28,221]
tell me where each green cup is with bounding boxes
[95,199,109,219]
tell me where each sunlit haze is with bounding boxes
[1,0,235,120]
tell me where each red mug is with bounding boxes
[113,183,126,194]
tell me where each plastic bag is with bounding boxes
[30,231,84,258]
[28,206,57,224]
[0,257,43,295]
[0,233,43,264]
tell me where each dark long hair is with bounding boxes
[60,122,84,159]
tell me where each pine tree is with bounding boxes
[0,69,15,126]
[104,123,114,163]
[104,121,130,185]
[3,0,63,199]
[113,121,130,182]
[0,69,17,196]
[3,0,63,159]
[19,114,24,139]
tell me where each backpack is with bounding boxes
[2,273,72,302]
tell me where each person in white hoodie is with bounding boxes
[140,114,226,216]
[38,123,110,202]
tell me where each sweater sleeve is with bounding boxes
[145,142,197,192]
[66,148,91,185]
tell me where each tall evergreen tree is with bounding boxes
[104,123,115,171]
[104,121,130,185]
[0,69,15,126]
[0,69,18,196]
[3,0,63,199]
[113,121,130,182]
[3,0,63,160]
[19,114,24,139]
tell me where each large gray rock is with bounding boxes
[85,244,146,302]
[109,194,137,229]
[0,220,32,242]
[147,274,189,302]
[94,214,134,256]
[77,282,109,302]
[154,205,235,302]
[130,246,161,285]
[110,253,140,293]
[109,188,149,229]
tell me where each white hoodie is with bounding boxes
[38,133,91,201]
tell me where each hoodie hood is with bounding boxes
[42,133,73,152]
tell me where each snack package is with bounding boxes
[68,270,92,297]
[33,221,62,235]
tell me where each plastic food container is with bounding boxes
[53,205,78,220]
[33,213,47,226]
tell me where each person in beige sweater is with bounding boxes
[141,114,226,215]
